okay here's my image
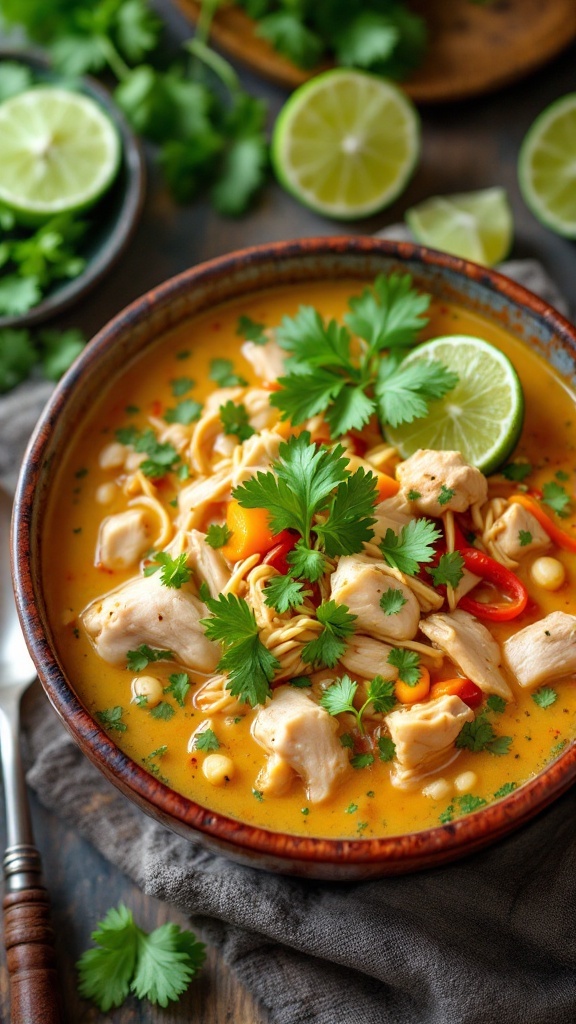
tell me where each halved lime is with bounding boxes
[518,93,576,238]
[271,69,420,219]
[384,335,524,474]
[405,187,513,266]
[0,86,121,222]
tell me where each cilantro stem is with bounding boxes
[186,39,240,95]
[96,33,131,82]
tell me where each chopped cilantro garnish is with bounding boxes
[164,673,191,707]
[143,552,192,589]
[289,676,312,688]
[340,732,354,749]
[407,489,421,501]
[209,357,248,387]
[387,648,421,686]
[205,523,233,549]
[115,426,181,478]
[320,673,395,733]
[345,802,359,814]
[377,735,396,762]
[301,601,356,668]
[487,694,507,715]
[437,484,455,507]
[379,587,408,616]
[171,376,195,396]
[501,461,532,482]
[219,399,255,441]
[518,530,533,547]
[542,480,571,517]
[194,728,220,752]
[379,518,442,576]
[164,398,202,425]
[494,781,517,799]
[96,706,127,733]
[457,794,487,814]
[236,314,267,345]
[126,645,174,672]
[350,753,374,769]
[264,574,311,613]
[426,550,465,589]
[456,712,512,755]
[531,687,558,709]
[150,701,175,722]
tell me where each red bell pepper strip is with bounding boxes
[509,493,576,553]
[262,535,298,576]
[457,546,528,621]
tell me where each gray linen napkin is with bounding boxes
[2,256,575,1024]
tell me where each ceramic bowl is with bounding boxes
[0,48,145,329]
[12,237,576,879]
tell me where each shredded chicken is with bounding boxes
[397,449,487,518]
[96,509,153,570]
[340,635,399,680]
[82,573,220,673]
[502,611,576,689]
[486,502,551,563]
[371,493,414,541]
[241,339,285,382]
[251,685,349,803]
[180,528,231,598]
[385,693,474,790]
[419,609,513,699]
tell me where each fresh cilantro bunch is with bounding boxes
[233,431,378,609]
[77,903,205,1011]
[2,0,268,215]
[270,274,458,437]
[0,325,86,393]
[237,0,427,80]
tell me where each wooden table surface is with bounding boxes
[1,2,576,1020]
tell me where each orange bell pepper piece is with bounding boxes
[395,666,430,705]
[376,472,400,501]
[220,500,290,562]
[429,676,483,708]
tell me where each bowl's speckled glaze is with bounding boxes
[12,237,576,879]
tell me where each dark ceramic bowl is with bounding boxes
[12,237,576,879]
[0,48,145,329]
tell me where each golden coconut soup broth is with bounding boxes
[43,280,576,838]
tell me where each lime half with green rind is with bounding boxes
[384,335,524,475]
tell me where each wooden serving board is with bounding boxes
[174,0,576,103]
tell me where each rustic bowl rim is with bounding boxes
[12,235,576,874]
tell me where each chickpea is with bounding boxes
[454,770,477,794]
[422,778,451,801]
[202,754,234,786]
[531,556,566,591]
[98,441,126,470]
[131,675,163,708]
[95,482,118,506]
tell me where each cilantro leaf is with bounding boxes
[518,530,533,547]
[542,481,571,518]
[378,735,396,762]
[313,467,377,556]
[367,675,396,714]
[194,728,220,752]
[375,355,459,428]
[150,701,175,722]
[344,273,430,352]
[264,574,311,613]
[256,11,323,68]
[77,903,205,1012]
[320,672,393,733]
[96,706,127,733]
[286,540,328,583]
[380,587,408,616]
[236,314,267,345]
[205,523,232,549]
[531,687,558,709]
[201,593,279,706]
[320,675,358,717]
[164,398,202,425]
[126,646,174,672]
[487,694,507,714]
[271,365,347,426]
[144,552,192,589]
[501,461,532,482]
[426,551,465,589]
[387,648,421,686]
[380,518,442,576]
[334,12,398,69]
[301,601,356,668]
[350,752,374,769]
[456,712,512,755]
[219,399,255,441]
[164,673,190,707]
[209,358,247,387]
[276,306,354,369]
[494,781,517,799]
[0,274,41,315]
[0,328,37,393]
[171,376,195,396]
[39,327,85,381]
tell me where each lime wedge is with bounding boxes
[0,86,121,222]
[518,92,576,238]
[384,335,524,474]
[405,187,513,266]
[271,69,420,219]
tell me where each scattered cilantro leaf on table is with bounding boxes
[77,903,205,1011]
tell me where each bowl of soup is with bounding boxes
[13,237,576,879]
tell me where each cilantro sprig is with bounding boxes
[380,518,442,576]
[77,903,205,1011]
[143,551,192,589]
[269,275,457,437]
[200,593,279,706]
[456,712,512,755]
[320,673,396,733]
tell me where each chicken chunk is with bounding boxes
[371,493,414,541]
[385,694,474,789]
[96,509,153,571]
[340,635,398,681]
[397,449,487,517]
[489,502,550,562]
[330,555,420,641]
[502,611,576,689]
[241,339,285,383]
[251,685,349,803]
[181,528,231,598]
[82,573,220,673]
[419,609,513,699]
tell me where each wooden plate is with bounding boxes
[175,0,576,103]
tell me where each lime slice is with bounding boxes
[271,69,420,219]
[0,86,121,222]
[405,187,513,266]
[384,335,524,474]
[518,92,576,238]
